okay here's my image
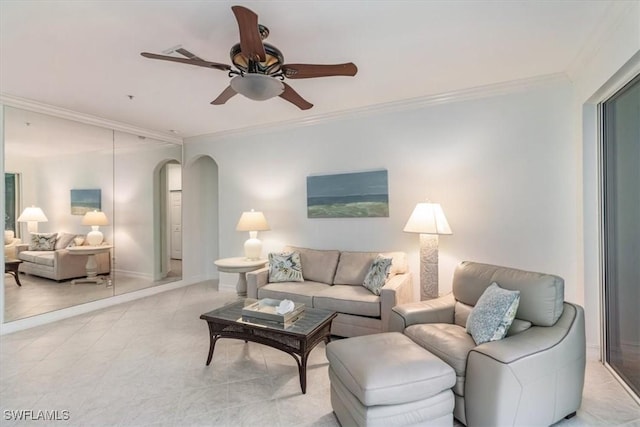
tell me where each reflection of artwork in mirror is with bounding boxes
[70,189,101,215]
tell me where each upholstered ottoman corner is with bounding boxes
[326,332,455,427]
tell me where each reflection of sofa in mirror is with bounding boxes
[16,232,110,281]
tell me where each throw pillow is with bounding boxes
[268,251,304,283]
[29,232,58,251]
[362,255,393,295]
[55,232,76,250]
[466,282,520,345]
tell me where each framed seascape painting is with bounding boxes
[70,189,101,215]
[307,169,389,218]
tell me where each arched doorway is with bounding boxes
[153,159,182,281]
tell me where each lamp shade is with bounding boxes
[17,206,48,223]
[230,74,284,101]
[82,210,109,226]
[236,210,270,232]
[403,202,452,235]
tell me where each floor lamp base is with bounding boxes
[420,234,439,300]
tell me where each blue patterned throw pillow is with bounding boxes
[268,251,304,283]
[362,255,393,295]
[466,282,520,345]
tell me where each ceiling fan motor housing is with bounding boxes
[230,43,284,75]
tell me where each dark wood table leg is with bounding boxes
[5,265,21,286]
[11,271,21,286]
[299,352,310,394]
[206,323,218,366]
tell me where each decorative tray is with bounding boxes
[241,298,305,324]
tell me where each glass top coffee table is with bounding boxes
[200,299,337,394]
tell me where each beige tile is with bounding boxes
[2,281,639,427]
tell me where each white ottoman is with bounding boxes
[326,332,455,427]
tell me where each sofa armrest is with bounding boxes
[465,303,585,426]
[389,293,456,332]
[379,272,413,332]
[247,267,269,299]
[16,244,29,255]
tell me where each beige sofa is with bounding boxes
[390,261,585,426]
[247,246,414,337]
[16,232,110,281]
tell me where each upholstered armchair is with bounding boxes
[4,230,21,259]
[390,261,586,427]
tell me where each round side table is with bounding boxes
[68,245,113,285]
[214,257,267,296]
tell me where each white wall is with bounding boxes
[9,150,114,239]
[184,78,580,301]
[569,0,640,356]
[114,142,181,278]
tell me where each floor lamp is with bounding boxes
[403,202,452,300]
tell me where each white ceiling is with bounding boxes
[0,0,615,139]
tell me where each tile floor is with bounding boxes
[3,259,182,322]
[1,281,639,427]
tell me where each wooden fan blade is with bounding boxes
[211,86,237,105]
[279,83,313,110]
[175,48,203,61]
[231,6,266,62]
[141,52,231,72]
[282,63,358,79]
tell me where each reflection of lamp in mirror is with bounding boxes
[403,201,452,300]
[17,206,48,233]
[236,209,270,260]
[82,210,109,246]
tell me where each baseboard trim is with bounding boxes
[586,344,601,361]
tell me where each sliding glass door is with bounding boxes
[602,74,640,397]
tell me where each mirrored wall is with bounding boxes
[3,106,182,322]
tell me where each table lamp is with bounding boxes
[17,206,48,233]
[236,209,270,260]
[82,210,109,246]
[403,201,452,300]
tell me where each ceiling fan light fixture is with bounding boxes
[230,74,284,101]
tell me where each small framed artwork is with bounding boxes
[70,189,101,215]
[307,169,389,218]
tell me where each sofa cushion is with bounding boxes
[333,251,376,285]
[268,252,303,283]
[452,261,564,326]
[257,281,331,307]
[314,285,381,317]
[55,232,76,250]
[362,255,392,295]
[466,283,520,345]
[287,246,340,284]
[32,252,55,267]
[19,251,55,266]
[29,233,58,251]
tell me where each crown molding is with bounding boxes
[0,93,183,145]
[188,73,568,142]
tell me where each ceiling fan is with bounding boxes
[141,5,358,110]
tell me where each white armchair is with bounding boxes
[4,230,21,259]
